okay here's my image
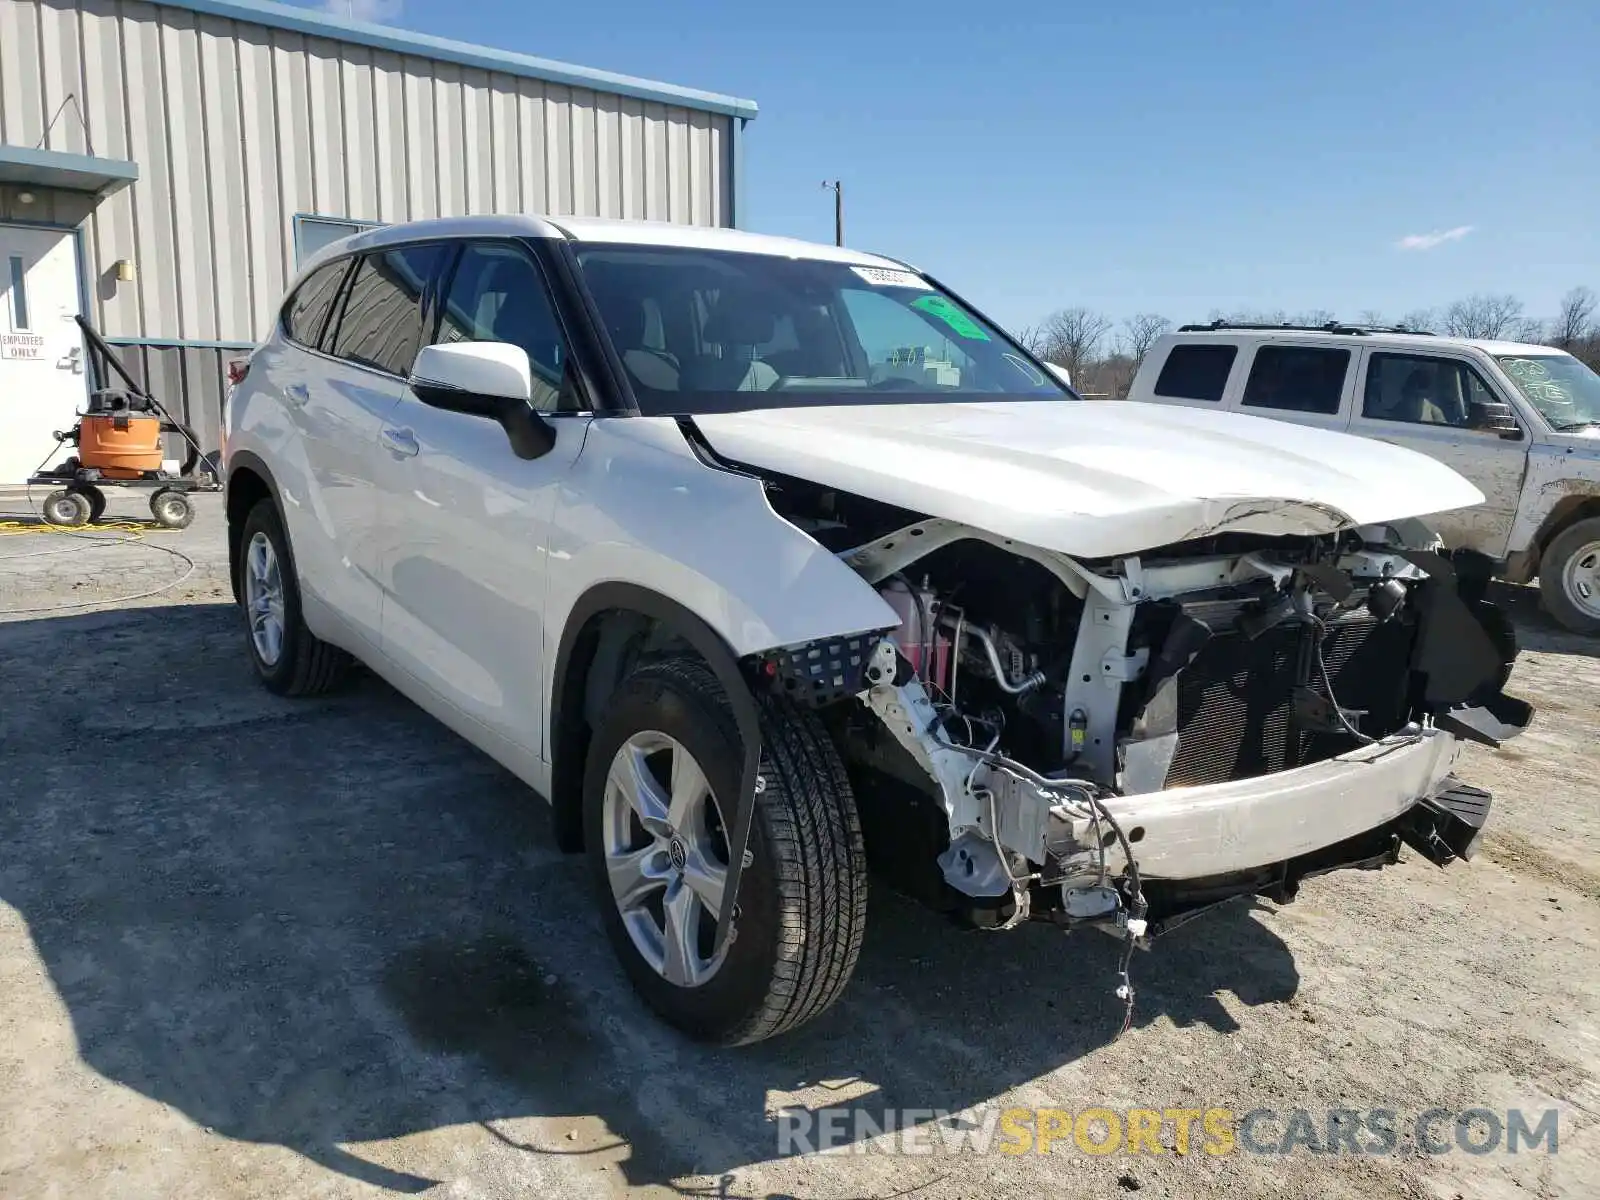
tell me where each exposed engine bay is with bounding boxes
[751,471,1532,966]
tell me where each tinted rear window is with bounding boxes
[1154,344,1237,402]
[1241,345,1350,415]
[282,259,349,349]
[328,245,445,376]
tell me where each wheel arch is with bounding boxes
[548,582,762,860]
[224,451,285,604]
[1508,492,1600,584]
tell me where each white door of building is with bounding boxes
[0,225,85,484]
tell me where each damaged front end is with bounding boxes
[749,486,1532,959]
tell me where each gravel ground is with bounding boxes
[1,489,1597,1200]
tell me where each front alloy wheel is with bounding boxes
[583,657,867,1045]
[602,731,731,988]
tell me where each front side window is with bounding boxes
[437,242,569,411]
[282,259,350,349]
[1153,344,1236,402]
[328,245,444,376]
[1496,354,1600,431]
[1363,353,1505,429]
[1241,345,1350,415]
[573,246,1067,415]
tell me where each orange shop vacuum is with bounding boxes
[29,315,220,529]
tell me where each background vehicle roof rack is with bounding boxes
[1176,320,1436,336]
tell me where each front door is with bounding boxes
[0,225,84,483]
[1348,350,1529,557]
[376,240,587,758]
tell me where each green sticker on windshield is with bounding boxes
[911,294,991,341]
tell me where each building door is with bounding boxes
[0,225,85,484]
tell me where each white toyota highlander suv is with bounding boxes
[223,216,1530,1045]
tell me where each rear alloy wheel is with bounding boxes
[584,657,867,1045]
[1540,516,1600,636]
[237,499,351,695]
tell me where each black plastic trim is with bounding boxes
[549,581,761,953]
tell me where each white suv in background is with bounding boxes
[224,218,1528,1045]
[1129,323,1600,633]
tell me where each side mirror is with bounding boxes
[1045,362,1073,389]
[409,342,556,460]
[1467,398,1523,440]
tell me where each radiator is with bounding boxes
[1163,608,1416,789]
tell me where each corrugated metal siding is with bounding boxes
[0,0,735,345]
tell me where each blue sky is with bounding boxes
[309,0,1597,332]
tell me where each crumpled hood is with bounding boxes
[692,400,1486,558]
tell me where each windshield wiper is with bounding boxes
[1552,419,1600,432]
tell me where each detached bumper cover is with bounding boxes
[1106,727,1465,880]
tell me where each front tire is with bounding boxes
[584,657,867,1045]
[1540,516,1600,636]
[237,499,351,695]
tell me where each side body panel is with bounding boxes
[1346,348,1529,558]
[226,337,398,656]
[373,400,588,760]
[539,416,901,746]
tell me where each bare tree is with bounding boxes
[1293,309,1337,327]
[1039,307,1113,382]
[1440,294,1527,339]
[1551,287,1598,350]
[1120,313,1172,367]
[1012,323,1049,358]
[1357,309,1388,327]
[1397,308,1436,333]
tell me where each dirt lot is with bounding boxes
[2,489,1598,1200]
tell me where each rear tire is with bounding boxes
[583,657,867,1045]
[237,499,351,696]
[1539,516,1600,636]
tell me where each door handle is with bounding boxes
[380,426,420,458]
[284,383,310,408]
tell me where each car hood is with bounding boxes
[691,400,1486,558]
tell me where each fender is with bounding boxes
[223,448,291,606]
[549,581,761,957]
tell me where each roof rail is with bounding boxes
[1176,320,1435,337]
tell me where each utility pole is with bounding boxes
[820,180,843,246]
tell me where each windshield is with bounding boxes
[572,245,1071,415]
[1496,354,1600,430]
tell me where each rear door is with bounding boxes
[1229,341,1356,434]
[375,239,589,759]
[279,244,442,649]
[1347,349,1528,556]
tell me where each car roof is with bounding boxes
[298,213,909,277]
[1162,327,1563,357]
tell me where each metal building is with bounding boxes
[0,0,756,482]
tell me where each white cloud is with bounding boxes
[321,0,403,21]
[1396,225,1475,252]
